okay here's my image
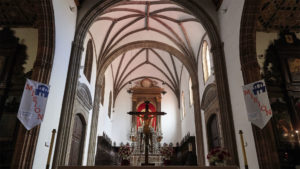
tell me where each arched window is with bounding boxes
[202,41,212,83]
[189,77,193,106]
[84,39,93,82]
[181,91,186,119]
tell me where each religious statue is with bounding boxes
[128,101,166,165]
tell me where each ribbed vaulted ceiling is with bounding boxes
[88,0,207,99]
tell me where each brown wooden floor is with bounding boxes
[58,166,239,169]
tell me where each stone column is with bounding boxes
[52,41,84,168]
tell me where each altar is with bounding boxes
[130,154,163,166]
[129,126,164,166]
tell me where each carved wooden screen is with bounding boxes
[263,31,300,168]
[0,28,28,168]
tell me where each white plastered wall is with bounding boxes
[97,68,114,142]
[32,0,77,168]
[111,88,132,145]
[180,67,196,138]
[217,0,260,169]
[160,86,181,144]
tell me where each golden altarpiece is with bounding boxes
[128,78,165,166]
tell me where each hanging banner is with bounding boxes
[17,79,50,130]
[242,79,272,129]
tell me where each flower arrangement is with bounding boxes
[160,145,174,159]
[118,144,133,160]
[207,147,230,165]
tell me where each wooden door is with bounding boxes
[69,115,85,165]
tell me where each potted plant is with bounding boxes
[160,144,173,165]
[207,147,230,166]
[118,144,133,166]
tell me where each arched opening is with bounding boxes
[69,114,86,165]
[240,0,300,168]
[207,114,220,150]
[53,0,239,167]
[0,1,55,168]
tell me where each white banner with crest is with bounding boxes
[242,79,272,129]
[17,79,50,130]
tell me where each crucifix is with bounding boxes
[128,100,166,165]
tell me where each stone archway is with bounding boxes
[239,1,280,169]
[95,40,204,165]
[53,0,239,167]
[201,83,223,151]
[0,0,56,168]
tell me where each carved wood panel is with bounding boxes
[0,27,28,169]
[262,31,300,168]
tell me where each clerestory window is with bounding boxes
[202,40,212,83]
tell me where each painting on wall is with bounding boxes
[136,102,157,131]
[287,58,300,82]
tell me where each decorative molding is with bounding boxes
[0,0,38,27]
[201,83,217,111]
[77,82,93,110]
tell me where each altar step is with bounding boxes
[58,166,239,169]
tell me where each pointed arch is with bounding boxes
[240,1,280,168]
[53,0,239,167]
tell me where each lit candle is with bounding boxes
[295,130,300,144]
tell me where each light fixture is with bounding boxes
[127,81,133,93]
[161,81,167,95]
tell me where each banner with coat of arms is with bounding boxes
[17,79,50,130]
[242,79,272,129]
